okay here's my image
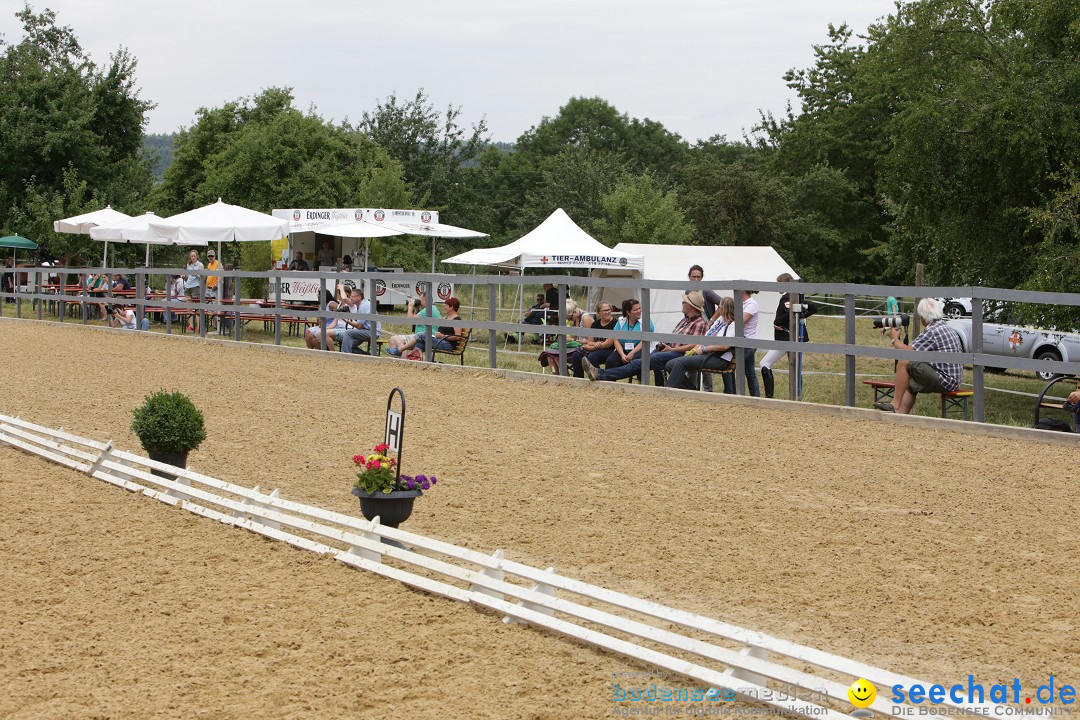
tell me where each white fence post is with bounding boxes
[472,549,505,601]
[504,565,557,624]
[347,516,383,563]
[724,645,771,688]
[85,441,114,477]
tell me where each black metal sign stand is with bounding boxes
[385,387,405,485]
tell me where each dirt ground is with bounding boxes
[1,319,1078,719]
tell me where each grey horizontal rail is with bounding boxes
[3,267,1079,425]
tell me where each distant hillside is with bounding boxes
[142,133,175,182]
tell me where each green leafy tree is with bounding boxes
[518,143,628,236]
[359,89,489,210]
[515,97,688,182]
[153,87,411,214]
[0,5,154,263]
[593,174,694,247]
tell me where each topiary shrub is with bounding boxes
[130,390,207,455]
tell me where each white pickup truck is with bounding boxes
[945,319,1080,380]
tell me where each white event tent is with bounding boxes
[592,243,798,334]
[442,208,643,272]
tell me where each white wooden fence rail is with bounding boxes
[0,413,996,717]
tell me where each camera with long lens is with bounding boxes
[872,314,909,329]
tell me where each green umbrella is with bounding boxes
[1,236,38,291]
[0,235,37,250]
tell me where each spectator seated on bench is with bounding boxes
[538,300,585,375]
[390,297,465,359]
[339,284,381,355]
[385,291,441,357]
[581,298,654,384]
[874,298,963,415]
[305,280,351,350]
[665,296,737,392]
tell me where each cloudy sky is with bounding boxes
[2,0,898,143]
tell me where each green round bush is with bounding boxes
[130,390,206,454]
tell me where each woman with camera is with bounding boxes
[386,292,442,357]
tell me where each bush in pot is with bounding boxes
[131,390,206,476]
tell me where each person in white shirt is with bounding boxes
[339,285,381,354]
[740,290,761,397]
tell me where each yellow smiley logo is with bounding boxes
[848,679,876,709]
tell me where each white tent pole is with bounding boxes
[364,239,370,271]
[144,243,150,267]
[103,240,108,268]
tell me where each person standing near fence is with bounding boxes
[182,249,203,333]
[740,290,761,397]
[759,273,818,399]
[689,264,723,391]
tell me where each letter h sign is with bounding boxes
[383,388,406,480]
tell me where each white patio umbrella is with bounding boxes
[54,206,133,266]
[148,198,289,261]
[317,220,404,270]
[377,219,488,272]
[89,212,173,266]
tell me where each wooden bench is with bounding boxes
[433,328,471,365]
[698,364,735,392]
[863,380,974,420]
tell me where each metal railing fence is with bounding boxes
[3,266,1079,423]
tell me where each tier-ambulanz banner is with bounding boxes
[523,253,643,270]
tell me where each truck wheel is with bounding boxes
[1035,348,1062,381]
[944,302,965,319]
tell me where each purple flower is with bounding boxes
[415,474,427,483]
[404,478,414,489]
[430,476,437,485]
[419,480,430,490]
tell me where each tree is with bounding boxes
[359,89,489,209]
[515,96,688,183]
[766,0,1080,287]
[0,5,154,262]
[593,174,694,247]
[517,143,628,236]
[153,87,411,215]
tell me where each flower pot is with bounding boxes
[351,487,422,528]
[148,450,188,480]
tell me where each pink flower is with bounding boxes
[374,443,390,453]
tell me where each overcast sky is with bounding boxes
[2,0,898,144]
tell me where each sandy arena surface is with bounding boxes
[1,319,1078,719]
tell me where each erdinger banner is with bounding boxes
[521,252,641,270]
[271,208,439,234]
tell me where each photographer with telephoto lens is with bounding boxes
[874,298,963,414]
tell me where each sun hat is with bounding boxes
[682,290,705,312]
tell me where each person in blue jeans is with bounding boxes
[570,301,618,378]
[581,298,654,383]
[644,291,708,386]
[339,285,381,354]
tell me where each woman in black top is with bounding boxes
[759,273,818,398]
[569,301,619,378]
[405,297,464,355]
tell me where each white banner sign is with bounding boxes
[271,208,440,234]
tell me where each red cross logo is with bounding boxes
[540,256,549,264]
